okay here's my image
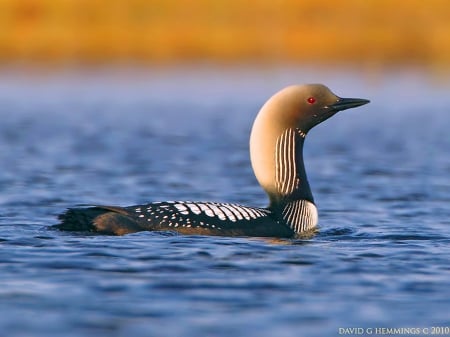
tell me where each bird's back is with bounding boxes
[55,201,295,237]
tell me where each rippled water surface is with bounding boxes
[0,67,449,337]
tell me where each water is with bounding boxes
[0,66,449,337]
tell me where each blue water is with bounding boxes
[0,67,449,337]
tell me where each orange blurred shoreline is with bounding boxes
[1,0,449,69]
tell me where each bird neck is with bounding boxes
[269,129,318,233]
[270,127,314,204]
[250,123,314,206]
[250,125,317,233]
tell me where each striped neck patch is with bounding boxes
[275,128,305,196]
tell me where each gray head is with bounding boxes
[255,84,370,134]
[250,84,369,202]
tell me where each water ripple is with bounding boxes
[1,69,449,337]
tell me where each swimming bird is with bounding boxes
[55,84,369,237]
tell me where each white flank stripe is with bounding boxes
[186,203,202,215]
[219,205,237,222]
[227,205,244,220]
[295,201,303,231]
[174,203,189,215]
[223,204,245,221]
[236,206,252,220]
[245,207,262,219]
[207,204,227,220]
[198,203,214,217]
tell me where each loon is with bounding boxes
[55,84,369,237]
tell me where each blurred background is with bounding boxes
[0,0,449,72]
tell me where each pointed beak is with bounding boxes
[328,97,370,112]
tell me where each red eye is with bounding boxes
[307,97,316,104]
